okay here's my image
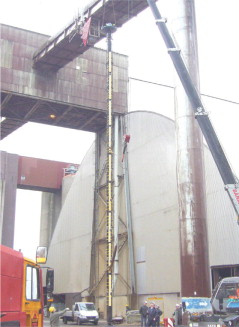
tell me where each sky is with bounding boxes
[1,0,239,259]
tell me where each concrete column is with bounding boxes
[39,192,53,247]
[39,191,61,246]
[0,151,18,248]
[171,0,210,296]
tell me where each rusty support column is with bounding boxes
[147,0,210,297]
[171,0,210,296]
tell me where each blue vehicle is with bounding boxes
[186,277,239,326]
[182,297,212,322]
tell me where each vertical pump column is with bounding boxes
[102,23,117,325]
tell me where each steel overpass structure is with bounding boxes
[33,0,150,71]
[1,0,151,140]
[0,24,127,139]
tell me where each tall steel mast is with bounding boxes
[102,23,117,325]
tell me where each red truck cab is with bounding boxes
[0,245,47,327]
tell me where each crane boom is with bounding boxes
[147,0,239,222]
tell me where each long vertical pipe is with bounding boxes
[171,0,210,297]
[113,116,119,289]
[102,23,116,325]
[90,133,100,297]
[121,117,136,294]
[147,0,210,296]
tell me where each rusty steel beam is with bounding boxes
[1,118,26,140]
[0,93,12,114]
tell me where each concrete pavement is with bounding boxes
[43,318,136,327]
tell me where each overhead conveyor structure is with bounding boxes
[33,0,153,71]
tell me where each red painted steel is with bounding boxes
[17,156,74,191]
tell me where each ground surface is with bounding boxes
[43,318,137,327]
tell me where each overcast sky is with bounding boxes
[1,0,239,259]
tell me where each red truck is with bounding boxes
[0,244,53,327]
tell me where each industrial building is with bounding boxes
[43,110,239,319]
[1,0,239,322]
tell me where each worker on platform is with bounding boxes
[49,306,69,327]
[139,301,148,327]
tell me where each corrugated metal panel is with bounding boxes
[0,24,128,138]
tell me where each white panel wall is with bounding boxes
[126,111,181,295]
[204,147,239,266]
[46,143,95,294]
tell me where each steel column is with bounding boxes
[102,23,117,325]
[113,116,119,290]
